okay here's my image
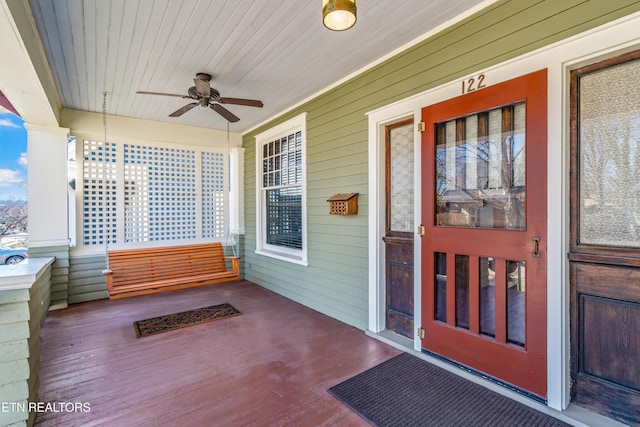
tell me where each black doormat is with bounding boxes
[133,303,241,337]
[328,353,570,427]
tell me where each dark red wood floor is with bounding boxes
[34,280,400,426]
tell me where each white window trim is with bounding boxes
[255,112,308,266]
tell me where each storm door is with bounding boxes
[421,70,548,398]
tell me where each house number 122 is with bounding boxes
[462,74,486,94]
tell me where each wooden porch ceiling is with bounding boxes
[26,0,491,133]
[35,280,400,426]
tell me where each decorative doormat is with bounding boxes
[133,303,241,338]
[328,353,570,427]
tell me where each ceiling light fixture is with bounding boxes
[322,0,357,31]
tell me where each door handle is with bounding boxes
[532,237,540,258]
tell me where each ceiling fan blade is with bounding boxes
[219,97,263,108]
[194,78,210,97]
[210,103,240,122]
[137,91,187,98]
[169,103,198,117]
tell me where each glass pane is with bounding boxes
[266,187,302,249]
[507,260,525,347]
[488,109,502,190]
[479,257,495,338]
[579,59,640,247]
[263,133,303,189]
[435,252,447,322]
[465,115,478,189]
[455,255,469,330]
[435,104,525,229]
[389,122,414,232]
[513,104,526,187]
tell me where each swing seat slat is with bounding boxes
[103,242,240,299]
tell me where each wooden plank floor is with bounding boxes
[35,280,400,426]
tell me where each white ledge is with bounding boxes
[0,257,55,291]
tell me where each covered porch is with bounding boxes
[33,280,589,427]
[2,1,640,426]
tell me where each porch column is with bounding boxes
[24,124,71,309]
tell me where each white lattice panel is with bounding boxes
[201,151,226,238]
[124,162,150,242]
[124,145,197,241]
[82,140,117,245]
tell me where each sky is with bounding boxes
[0,112,27,201]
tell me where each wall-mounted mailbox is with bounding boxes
[327,193,358,215]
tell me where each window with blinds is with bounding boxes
[255,113,307,265]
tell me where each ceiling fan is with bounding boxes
[136,73,263,122]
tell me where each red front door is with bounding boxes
[420,69,548,398]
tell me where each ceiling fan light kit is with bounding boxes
[322,0,357,31]
[137,73,263,123]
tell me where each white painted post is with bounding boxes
[25,124,71,248]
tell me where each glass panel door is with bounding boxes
[421,69,548,398]
[384,119,415,338]
[569,50,640,424]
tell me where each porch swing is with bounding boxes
[99,93,240,299]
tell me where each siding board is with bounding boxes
[308,139,367,161]
[68,255,108,304]
[68,291,109,305]
[0,262,52,426]
[68,283,109,296]
[244,270,367,308]
[29,246,69,308]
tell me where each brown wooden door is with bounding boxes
[569,51,640,426]
[383,119,414,338]
[420,69,548,398]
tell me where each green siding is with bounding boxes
[0,263,52,427]
[242,0,640,329]
[68,255,109,304]
[28,246,69,309]
[26,268,51,427]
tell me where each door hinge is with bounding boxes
[417,224,425,236]
[417,122,425,132]
[417,327,425,339]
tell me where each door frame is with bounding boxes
[367,12,640,412]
